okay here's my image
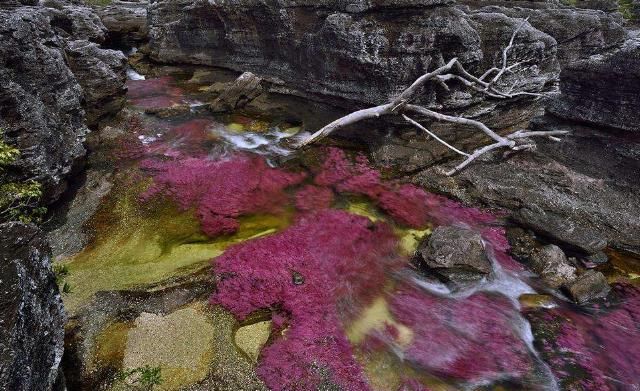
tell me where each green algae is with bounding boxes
[57,176,293,315]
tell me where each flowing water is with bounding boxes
[56,65,640,391]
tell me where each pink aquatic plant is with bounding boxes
[363,284,533,385]
[126,76,186,110]
[140,154,305,237]
[527,283,640,390]
[294,185,334,211]
[210,210,401,390]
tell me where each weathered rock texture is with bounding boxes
[0,7,88,200]
[0,222,65,391]
[0,3,127,200]
[416,225,492,283]
[65,40,127,127]
[470,6,626,66]
[148,0,558,111]
[92,0,149,46]
[550,37,640,132]
[413,112,640,256]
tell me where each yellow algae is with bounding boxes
[234,320,272,363]
[396,227,431,256]
[343,199,383,222]
[227,123,245,133]
[518,293,556,309]
[357,350,455,391]
[347,296,413,348]
[58,176,293,314]
[95,322,130,367]
[121,302,215,390]
[247,120,270,132]
[282,126,301,136]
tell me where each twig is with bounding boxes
[402,115,469,157]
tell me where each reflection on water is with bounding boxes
[59,72,640,391]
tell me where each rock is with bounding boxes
[529,245,577,288]
[92,0,149,46]
[550,38,640,132]
[585,251,609,265]
[564,270,610,303]
[65,40,127,127]
[0,222,65,391]
[148,0,558,113]
[210,72,265,113]
[470,6,626,66]
[412,114,640,255]
[0,7,88,200]
[416,225,492,283]
[506,227,539,261]
[50,5,107,43]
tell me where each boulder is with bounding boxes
[549,38,640,132]
[564,270,610,303]
[529,244,577,288]
[209,72,265,113]
[0,7,88,201]
[0,222,65,391]
[416,225,492,283]
[65,40,128,127]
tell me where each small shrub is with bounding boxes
[0,128,19,167]
[114,366,163,390]
[53,264,70,285]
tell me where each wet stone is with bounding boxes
[416,225,492,284]
[529,245,577,288]
[564,270,611,304]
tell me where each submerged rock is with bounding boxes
[416,225,492,284]
[0,223,65,391]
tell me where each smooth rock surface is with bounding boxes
[0,222,65,391]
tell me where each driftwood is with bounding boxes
[296,18,568,175]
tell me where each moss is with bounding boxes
[0,129,19,166]
[59,176,293,314]
[234,320,272,363]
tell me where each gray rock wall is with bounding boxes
[0,223,65,391]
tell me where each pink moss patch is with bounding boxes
[364,284,534,385]
[210,210,401,390]
[528,283,640,390]
[140,154,305,237]
[295,185,334,211]
[126,76,186,110]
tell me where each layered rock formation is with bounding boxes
[147,0,558,111]
[0,3,126,200]
[0,223,65,391]
[550,37,640,131]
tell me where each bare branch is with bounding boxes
[294,19,566,175]
[402,115,470,157]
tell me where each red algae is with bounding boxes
[140,154,305,237]
[210,210,401,390]
[126,76,186,110]
[294,185,334,211]
[386,285,532,385]
[527,283,640,390]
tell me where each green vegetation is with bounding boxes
[114,366,163,390]
[0,128,46,224]
[619,0,638,22]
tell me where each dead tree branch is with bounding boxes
[296,17,566,175]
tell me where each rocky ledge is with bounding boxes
[0,222,65,391]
